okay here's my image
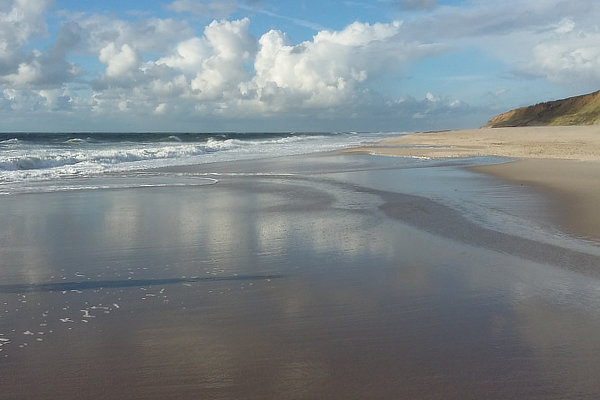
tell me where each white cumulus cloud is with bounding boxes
[148,19,440,114]
[99,43,141,79]
[189,18,256,100]
[77,14,194,55]
[0,0,50,70]
[0,0,50,84]
[530,32,600,85]
[155,18,256,101]
[157,37,210,73]
[243,20,441,110]
[5,0,599,131]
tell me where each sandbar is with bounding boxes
[348,125,600,242]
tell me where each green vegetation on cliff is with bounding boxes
[484,90,600,127]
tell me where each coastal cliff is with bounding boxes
[484,90,600,127]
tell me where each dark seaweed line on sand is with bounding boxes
[0,274,287,294]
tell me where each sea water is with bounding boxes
[0,131,400,194]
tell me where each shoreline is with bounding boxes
[472,159,600,243]
[347,125,600,242]
[3,144,600,398]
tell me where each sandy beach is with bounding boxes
[2,139,600,398]
[350,125,600,242]
[351,125,600,160]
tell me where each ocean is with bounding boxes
[0,131,400,194]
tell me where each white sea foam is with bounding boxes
[65,138,87,144]
[0,131,405,193]
[165,135,183,142]
[0,138,20,145]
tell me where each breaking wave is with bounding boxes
[0,131,402,190]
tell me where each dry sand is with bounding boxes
[349,125,600,242]
[351,125,600,160]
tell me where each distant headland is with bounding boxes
[484,90,600,127]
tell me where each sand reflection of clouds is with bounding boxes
[2,194,86,283]
[458,248,600,396]
[201,185,263,269]
[102,191,142,247]
[514,297,600,395]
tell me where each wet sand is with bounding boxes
[473,159,600,242]
[350,125,600,242]
[2,153,600,399]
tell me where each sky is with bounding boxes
[1,0,599,132]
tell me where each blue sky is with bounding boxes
[1,0,599,132]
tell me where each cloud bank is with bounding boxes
[1,0,599,131]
